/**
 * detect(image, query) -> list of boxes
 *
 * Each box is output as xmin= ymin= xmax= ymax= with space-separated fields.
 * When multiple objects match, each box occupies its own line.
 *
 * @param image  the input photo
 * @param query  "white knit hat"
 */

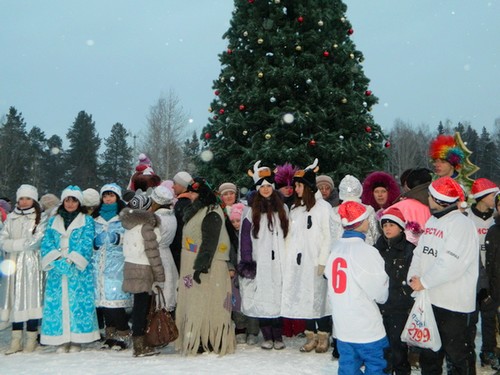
xmin=82 ymin=188 xmax=100 ymax=207
xmin=100 ymin=183 xmax=122 ymax=200
xmin=16 ymin=184 xmax=38 ymax=202
xmin=173 ymin=171 xmax=193 ymax=188
xmin=338 ymin=175 xmax=363 ymax=202
xmin=61 ymin=185 xmax=84 ymax=204
xmin=151 ymin=185 xmax=174 ymax=206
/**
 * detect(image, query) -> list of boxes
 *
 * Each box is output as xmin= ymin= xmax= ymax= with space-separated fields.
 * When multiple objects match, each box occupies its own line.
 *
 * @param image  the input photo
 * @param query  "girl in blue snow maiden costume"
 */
xmin=40 ymin=185 xmax=100 ymax=353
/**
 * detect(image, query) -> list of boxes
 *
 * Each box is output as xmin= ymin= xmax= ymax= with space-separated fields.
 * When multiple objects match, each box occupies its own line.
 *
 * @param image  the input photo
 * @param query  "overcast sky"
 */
xmin=1 ymin=1 xmax=499 ymax=147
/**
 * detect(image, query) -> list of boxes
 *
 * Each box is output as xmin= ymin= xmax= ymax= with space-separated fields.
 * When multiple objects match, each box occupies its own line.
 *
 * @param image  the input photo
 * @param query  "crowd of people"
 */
xmin=0 ymin=137 xmax=499 ymax=374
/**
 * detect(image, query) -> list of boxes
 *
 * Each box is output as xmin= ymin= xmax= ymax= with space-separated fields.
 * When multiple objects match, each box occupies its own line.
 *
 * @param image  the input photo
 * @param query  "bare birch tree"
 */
xmin=141 ymin=90 xmax=187 ymax=179
xmin=386 ymin=119 xmax=432 ymax=178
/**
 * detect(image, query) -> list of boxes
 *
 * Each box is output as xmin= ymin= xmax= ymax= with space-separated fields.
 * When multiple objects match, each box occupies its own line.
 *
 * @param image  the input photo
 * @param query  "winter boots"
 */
xmin=300 ymin=330 xmax=318 ymax=352
xmin=5 ymin=330 xmax=23 ymax=355
xmin=132 ymin=336 xmax=159 ymax=357
xmin=113 ymin=329 xmax=131 ymax=350
xmin=315 ymin=331 xmax=330 ymax=353
xmin=100 ymin=327 xmax=117 ymax=349
xmin=24 ymin=331 xmax=39 ymax=353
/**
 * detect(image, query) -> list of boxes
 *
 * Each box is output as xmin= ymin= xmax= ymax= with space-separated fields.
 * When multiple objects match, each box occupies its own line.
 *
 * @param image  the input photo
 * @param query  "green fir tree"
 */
xmin=198 ymin=0 xmax=387 ymax=187
xmin=100 ymin=122 xmax=133 ymax=188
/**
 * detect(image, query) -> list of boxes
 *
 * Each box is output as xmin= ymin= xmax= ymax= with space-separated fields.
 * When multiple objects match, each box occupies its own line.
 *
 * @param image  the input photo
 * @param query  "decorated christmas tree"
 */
xmin=197 ymin=0 xmax=388 ymax=187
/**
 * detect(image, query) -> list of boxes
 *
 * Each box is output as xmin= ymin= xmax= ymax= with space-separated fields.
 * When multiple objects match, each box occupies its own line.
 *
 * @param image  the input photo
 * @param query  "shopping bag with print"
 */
xmin=401 ymin=290 xmax=442 ymax=352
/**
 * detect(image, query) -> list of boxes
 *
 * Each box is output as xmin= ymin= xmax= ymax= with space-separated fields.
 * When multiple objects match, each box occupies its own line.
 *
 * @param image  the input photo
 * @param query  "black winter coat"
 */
xmin=375 ymin=233 xmax=415 ymax=315
xmin=485 ymin=216 xmax=500 ymax=304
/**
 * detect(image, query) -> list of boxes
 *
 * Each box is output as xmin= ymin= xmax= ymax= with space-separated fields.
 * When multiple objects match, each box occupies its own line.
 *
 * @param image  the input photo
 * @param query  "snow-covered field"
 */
xmin=0 ymin=327 xmax=497 ymax=375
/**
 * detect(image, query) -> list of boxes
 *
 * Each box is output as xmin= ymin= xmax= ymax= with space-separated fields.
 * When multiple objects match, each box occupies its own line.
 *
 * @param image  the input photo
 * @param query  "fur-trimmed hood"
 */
xmin=361 ymin=171 xmax=401 ymax=210
xmin=119 ymin=208 xmax=160 ymax=230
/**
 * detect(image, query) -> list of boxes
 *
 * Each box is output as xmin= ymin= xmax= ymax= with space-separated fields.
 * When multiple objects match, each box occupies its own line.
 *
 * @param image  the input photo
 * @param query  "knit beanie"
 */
xmin=16 ymin=184 xmax=38 ymax=202
xmin=218 ymin=182 xmax=237 ymax=196
xmin=229 ymin=203 xmax=245 ymax=222
xmin=173 ymin=171 xmax=193 ymax=188
xmin=61 ymin=185 xmax=84 ymax=204
xmin=82 ymin=188 xmax=100 ymax=207
xmin=316 ymin=175 xmax=334 ymax=190
xmin=100 ymin=183 xmax=122 ymax=200
xmin=151 ymin=185 xmax=174 ymax=206
xmin=128 ymin=194 xmax=152 ymax=210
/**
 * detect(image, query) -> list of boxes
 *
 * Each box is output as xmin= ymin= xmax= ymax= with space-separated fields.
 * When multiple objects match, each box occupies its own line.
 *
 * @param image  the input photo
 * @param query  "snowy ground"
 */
xmin=0 ymin=327 xmax=497 ymax=375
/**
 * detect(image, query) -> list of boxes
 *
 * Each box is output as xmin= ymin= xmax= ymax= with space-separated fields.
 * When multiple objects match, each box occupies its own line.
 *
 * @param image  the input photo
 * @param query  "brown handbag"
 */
xmin=144 ymin=286 xmax=179 ymax=347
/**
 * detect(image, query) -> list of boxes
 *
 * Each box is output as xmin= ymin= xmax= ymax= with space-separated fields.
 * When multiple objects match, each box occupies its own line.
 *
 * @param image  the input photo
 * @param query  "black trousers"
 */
xmin=383 ymin=312 xmax=411 ymax=375
xmin=131 ymin=292 xmax=151 ymax=337
xmin=12 ymin=319 xmax=38 ymax=332
xmin=419 ymin=305 xmax=476 ymax=375
xmin=305 ymin=316 xmax=332 ymax=333
xmin=103 ymin=307 xmax=130 ymax=331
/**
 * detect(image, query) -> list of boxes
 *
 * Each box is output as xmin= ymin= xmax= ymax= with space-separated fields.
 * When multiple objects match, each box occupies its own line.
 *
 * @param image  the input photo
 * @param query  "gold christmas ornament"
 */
xmin=341 ymin=98 xmax=348 ymax=104
xmin=295 ymin=45 xmax=302 ymax=52
xmin=243 ymin=31 xmax=248 ymax=37
xmin=220 ymin=77 xmax=225 ymax=82
xmin=318 ymin=20 xmax=324 ymax=27
xmin=274 ymin=0 xmax=280 ymax=3
xmin=258 ymin=72 xmax=264 ymax=78
xmin=257 ymin=38 xmax=264 ymax=44
xmin=340 ymin=17 xmax=346 ymax=23
xmin=333 ymin=44 xmax=338 ymax=49
xmin=243 ymin=130 xmax=248 ymax=135
xmin=208 ymin=107 xmax=213 ymax=113
xmin=265 ymin=133 xmax=272 ymax=140
xmin=350 ymin=53 xmax=355 ymax=59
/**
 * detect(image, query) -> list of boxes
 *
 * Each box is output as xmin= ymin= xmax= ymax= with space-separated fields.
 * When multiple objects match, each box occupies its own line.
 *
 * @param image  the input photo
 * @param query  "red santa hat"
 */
xmin=470 ymin=178 xmax=499 ymax=200
xmin=380 ymin=207 xmax=406 ymax=230
xmin=338 ymin=201 xmax=369 ymax=228
xmin=428 ymin=177 xmax=465 ymax=206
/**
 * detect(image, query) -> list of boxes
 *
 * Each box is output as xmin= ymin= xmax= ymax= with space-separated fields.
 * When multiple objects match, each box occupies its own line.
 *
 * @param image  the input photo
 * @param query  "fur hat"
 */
xmin=428 ymin=177 xmax=465 ymax=206
xmin=406 ymin=168 xmax=432 ymax=189
xmin=380 ymin=207 xmax=406 ymax=230
xmin=361 ymin=171 xmax=401 ymax=210
xmin=61 ymin=185 xmax=83 ymax=204
xmin=128 ymin=194 xmax=152 ymax=210
xmin=275 ymin=163 xmax=299 ymax=188
xmin=229 ymin=202 xmax=245 ymax=222
xmin=151 ymin=185 xmax=174 ymax=206
xmin=429 ymin=135 xmax=464 ymax=170
xmin=100 ymin=183 xmax=122 ymax=200
xmin=248 ymin=161 xmax=274 ymax=190
xmin=16 ymin=184 xmax=38 ymax=202
xmin=470 ymin=178 xmax=499 ymax=200
xmin=218 ymin=182 xmax=237 ymax=196
xmin=338 ymin=201 xmax=369 ymax=228
xmin=173 ymin=171 xmax=193 ymax=188
xmin=293 ymin=159 xmax=320 ymax=193
xmin=338 ymin=175 xmax=363 ymax=202
xmin=40 ymin=194 xmax=60 ymax=212
xmin=316 ymin=175 xmax=334 ymax=190
xmin=82 ymin=188 xmax=100 ymax=207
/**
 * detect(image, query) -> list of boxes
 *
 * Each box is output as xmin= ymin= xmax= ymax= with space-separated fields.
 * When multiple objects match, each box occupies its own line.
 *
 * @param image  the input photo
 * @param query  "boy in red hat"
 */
xmin=325 ymin=201 xmax=389 ymax=374
xmin=375 ymin=207 xmax=416 ymax=374
xmin=408 ymin=176 xmax=479 ymax=374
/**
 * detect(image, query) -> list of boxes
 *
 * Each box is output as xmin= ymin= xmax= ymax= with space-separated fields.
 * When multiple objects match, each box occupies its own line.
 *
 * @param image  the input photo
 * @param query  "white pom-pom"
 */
xmin=341 ymin=218 xmax=349 ymax=226
xmin=138 ymin=153 xmax=147 ymax=161
xmin=460 ymin=201 xmax=468 ymax=209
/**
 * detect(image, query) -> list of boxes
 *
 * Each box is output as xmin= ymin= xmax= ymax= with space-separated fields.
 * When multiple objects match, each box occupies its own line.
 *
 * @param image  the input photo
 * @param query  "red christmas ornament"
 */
xmin=227 ymin=48 xmax=233 ymax=54
xmin=204 ymin=132 xmax=211 ymax=140
xmin=323 ymin=51 xmax=330 ymax=57
xmin=214 ymin=90 xmax=220 ymax=96
xmin=309 ymin=139 xmax=317 ymax=147
xmin=365 ymin=126 xmax=372 ymax=133
xmin=219 ymin=108 xmax=225 ymax=115
xmin=384 ymin=141 xmax=391 ymax=148
xmin=347 ymin=28 xmax=354 ymax=35
xmin=365 ymin=90 xmax=372 ymax=96
xmin=248 ymin=0 xmax=254 ymax=3
xmin=297 ymin=16 xmax=304 ymax=23
xmin=239 ymin=104 xmax=246 ymax=111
